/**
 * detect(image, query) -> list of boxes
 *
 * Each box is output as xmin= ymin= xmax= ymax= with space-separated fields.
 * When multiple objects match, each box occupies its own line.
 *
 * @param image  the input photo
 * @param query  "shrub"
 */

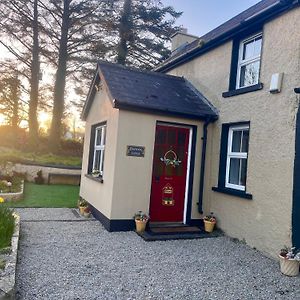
xmin=0 ymin=206 xmax=15 ymax=249
xmin=34 ymin=170 xmax=44 ymax=185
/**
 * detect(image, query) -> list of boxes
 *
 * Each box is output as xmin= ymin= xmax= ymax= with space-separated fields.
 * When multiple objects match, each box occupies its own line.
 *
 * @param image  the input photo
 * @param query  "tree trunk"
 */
xmin=11 ymin=77 xmax=19 ymax=132
xmin=116 ymin=0 xmax=132 ymax=65
xmin=28 ymin=0 xmax=40 ymax=147
xmin=49 ymin=0 xmax=70 ymax=151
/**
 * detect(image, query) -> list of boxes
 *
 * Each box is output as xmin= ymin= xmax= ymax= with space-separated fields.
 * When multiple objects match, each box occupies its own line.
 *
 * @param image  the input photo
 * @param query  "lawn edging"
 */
xmin=0 ymin=181 xmax=24 ymax=202
xmin=0 ymin=214 xmax=20 ymax=300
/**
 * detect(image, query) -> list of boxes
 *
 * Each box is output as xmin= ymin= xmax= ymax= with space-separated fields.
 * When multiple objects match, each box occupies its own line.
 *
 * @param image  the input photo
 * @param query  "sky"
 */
xmin=162 ymin=0 xmax=261 ymax=37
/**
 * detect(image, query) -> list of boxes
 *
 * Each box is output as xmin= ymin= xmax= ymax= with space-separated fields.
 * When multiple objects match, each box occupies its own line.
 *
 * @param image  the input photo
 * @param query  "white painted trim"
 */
xmin=183 ymin=127 xmax=193 ymax=224
xmin=236 ymin=33 xmax=262 ymax=89
xmin=93 ymin=125 xmax=106 ymax=175
xmin=225 ymin=125 xmax=249 ymax=191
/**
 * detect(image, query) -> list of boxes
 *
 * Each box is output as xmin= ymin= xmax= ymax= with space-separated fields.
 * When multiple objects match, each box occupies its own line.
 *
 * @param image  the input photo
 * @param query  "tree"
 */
xmin=114 ymin=0 xmax=182 ymax=68
xmin=0 ymin=0 xmax=41 ymax=145
xmin=0 ymin=71 xmax=25 ymax=131
xmin=41 ymin=0 xmax=110 ymax=150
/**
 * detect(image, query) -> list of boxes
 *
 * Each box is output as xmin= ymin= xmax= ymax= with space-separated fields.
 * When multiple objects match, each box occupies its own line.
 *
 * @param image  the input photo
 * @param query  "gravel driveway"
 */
xmin=15 ymin=208 xmax=299 ymax=300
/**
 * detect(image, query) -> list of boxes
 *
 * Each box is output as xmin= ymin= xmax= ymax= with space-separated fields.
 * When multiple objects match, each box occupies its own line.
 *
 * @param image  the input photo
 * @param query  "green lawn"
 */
xmin=5 ymin=183 xmax=79 ymax=208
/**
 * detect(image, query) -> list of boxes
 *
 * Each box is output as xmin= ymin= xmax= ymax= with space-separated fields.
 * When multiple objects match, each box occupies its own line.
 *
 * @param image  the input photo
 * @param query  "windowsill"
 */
xmin=222 ymin=83 xmax=263 ymax=98
xmin=85 ymin=174 xmax=104 ymax=183
xmin=212 ymin=186 xmax=252 ymax=200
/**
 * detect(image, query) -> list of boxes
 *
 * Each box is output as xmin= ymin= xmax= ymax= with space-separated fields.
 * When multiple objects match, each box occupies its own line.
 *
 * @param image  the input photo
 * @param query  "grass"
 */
xmin=0 ymin=206 xmax=15 ymax=249
xmin=0 ymin=146 xmax=82 ymax=167
xmin=5 ymin=183 xmax=79 ymax=208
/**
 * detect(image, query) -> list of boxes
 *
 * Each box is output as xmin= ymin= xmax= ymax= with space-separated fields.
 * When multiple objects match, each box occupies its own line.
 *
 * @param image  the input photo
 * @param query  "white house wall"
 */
xmin=80 ymin=89 xmax=119 ymax=219
xmin=167 ymin=7 xmax=300 ymax=256
xmin=111 ymin=110 xmax=204 ymax=220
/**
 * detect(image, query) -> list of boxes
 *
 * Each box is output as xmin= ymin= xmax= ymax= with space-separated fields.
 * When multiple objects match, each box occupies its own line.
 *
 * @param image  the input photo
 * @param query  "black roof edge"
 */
xmin=156 ymin=0 xmax=298 ymax=73
xmin=114 ymin=101 xmax=218 ymax=122
xmin=81 ymin=67 xmax=100 ymax=121
xmin=295 ymin=88 xmax=300 ymax=94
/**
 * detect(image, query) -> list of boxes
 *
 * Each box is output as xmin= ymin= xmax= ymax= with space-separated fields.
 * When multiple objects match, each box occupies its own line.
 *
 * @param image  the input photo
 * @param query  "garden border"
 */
xmin=0 ymin=181 xmax=24 ymax=202
xmin=0 ymin=214 xmax=20 ymax=300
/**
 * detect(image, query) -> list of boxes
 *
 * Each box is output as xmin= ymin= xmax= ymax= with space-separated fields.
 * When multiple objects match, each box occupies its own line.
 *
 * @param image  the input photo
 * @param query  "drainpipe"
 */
xmin=198 ymin=118 xmax=211 ymax=214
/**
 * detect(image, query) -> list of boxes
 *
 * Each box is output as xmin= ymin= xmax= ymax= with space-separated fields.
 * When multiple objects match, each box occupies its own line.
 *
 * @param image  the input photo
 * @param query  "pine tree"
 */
xmin=114 ymin=0 xmax=182 ymax=68
xmin=0 ymin=0 xmax=41 ymax=145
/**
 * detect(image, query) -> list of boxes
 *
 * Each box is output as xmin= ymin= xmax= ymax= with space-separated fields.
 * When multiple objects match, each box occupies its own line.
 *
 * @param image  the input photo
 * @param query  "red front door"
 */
xmin=149 ymin=124 xmax=190 ymax=222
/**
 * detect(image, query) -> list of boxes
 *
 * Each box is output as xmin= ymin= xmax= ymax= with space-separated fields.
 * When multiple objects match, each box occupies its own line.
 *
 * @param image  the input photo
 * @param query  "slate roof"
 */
xmin=82 ymin=61 xmax=218 ymax=121
xmin=156 ymin=0 xmax=297 ymax=71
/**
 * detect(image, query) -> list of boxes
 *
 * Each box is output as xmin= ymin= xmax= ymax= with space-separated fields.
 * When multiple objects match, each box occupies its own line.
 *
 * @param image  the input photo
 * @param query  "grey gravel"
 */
xmin=15 ymin=208 xmax=299 ymax=300
xmin=14 ymin=208 xmax=92 ymax=221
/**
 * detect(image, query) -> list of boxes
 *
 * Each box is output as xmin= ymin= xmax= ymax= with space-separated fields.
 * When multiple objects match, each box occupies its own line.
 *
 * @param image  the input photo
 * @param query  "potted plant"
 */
xmin=92 ymin=169 xmax=100 ymax=178
xmin=203 ymin=212 xmax=216 ymax=233
xmin=78 ymin=198 xmax=88 ymax=216
xmin=134 ymin=211 xmax=149 ymax=233
xmin=279 ymin=246 xmax=300 ymax=276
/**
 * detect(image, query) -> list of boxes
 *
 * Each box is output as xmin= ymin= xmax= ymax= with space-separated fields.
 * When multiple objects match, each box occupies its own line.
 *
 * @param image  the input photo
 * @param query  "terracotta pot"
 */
xmin=204 ymin=220 xmax=216 ymax=233
xmin=279 ymin=255 xmax=300 ymax=276
xmin=79 ymin=206 xmax=86 ymax=215
xmin=135 ymin=219 xmax=147 ymax=233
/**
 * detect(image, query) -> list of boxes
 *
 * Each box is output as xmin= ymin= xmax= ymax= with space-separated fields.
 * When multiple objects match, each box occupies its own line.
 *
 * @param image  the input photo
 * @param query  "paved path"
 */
xmin=15 ymin=209 xmax=299 ymax=300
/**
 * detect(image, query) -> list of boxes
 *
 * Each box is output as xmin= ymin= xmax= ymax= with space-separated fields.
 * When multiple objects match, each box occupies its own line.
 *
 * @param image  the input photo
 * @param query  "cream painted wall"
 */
xmin=167 ymin=7 xmax=300 ymax=256
xmin=80 ymin=89 xmax=119 ymax=219
xmin=110 ymin=110 xmax=204 ymax=221
xmin=80 ymin=88 xmax=205 ymax=222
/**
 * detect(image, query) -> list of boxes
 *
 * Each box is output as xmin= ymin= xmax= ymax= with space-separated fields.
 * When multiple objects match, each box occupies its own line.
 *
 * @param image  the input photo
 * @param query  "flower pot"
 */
xmin=135 ymin=220 xmax=147 ymax=233
xmin=204 ymin=220 xmax=216 ymax=233
xmin=79 ymin=206 xmax=86 ymax=215
xmin=279 ymin=255 xmax=300 ymax=276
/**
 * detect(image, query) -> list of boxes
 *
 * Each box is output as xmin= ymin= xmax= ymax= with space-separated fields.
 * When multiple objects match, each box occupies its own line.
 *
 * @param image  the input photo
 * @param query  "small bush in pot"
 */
xmin=134 ymin=211 xmax=149 ymax=233
xmin=279 ymin=246 xmax=300 ymax=277
xmin=203 ymin=212 xmax=217 ymax=233
xmin=78 ymin=197 xmax=88 ymax=215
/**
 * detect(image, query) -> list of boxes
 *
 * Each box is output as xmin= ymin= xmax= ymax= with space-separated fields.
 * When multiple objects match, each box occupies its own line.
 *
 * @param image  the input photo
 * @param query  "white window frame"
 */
xmin=236 ymin=33 xmax=262 ymax=89
xmin=225 ymin=125 xmax=249 ymax=191
xmin=92 ymin=125 xmax=106 ymax=176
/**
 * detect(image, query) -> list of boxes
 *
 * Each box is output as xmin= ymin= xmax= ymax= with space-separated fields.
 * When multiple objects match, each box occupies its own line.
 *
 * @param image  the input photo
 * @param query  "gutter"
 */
xmin=198 ymin=118 xmax=212 ymax=214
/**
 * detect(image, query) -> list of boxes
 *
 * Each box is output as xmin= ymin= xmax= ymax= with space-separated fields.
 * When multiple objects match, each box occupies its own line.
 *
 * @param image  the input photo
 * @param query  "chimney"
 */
xmin=171 ymin=28 xmax=199 ymax=53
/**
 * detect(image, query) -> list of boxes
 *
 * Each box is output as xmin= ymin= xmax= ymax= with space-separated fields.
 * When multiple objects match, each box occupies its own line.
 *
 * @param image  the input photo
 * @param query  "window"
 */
xmin=225 ymin=125 xmax=249 ymax=191
xmin=237 ymin=33 xmax=262 ymax=89
xmin=92 ymin=124 xmax=106 ymax=176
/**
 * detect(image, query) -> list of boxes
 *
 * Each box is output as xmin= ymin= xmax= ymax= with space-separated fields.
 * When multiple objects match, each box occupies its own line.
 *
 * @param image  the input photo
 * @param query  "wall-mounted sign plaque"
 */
xmin=126 ymin=145 xmax=145 ymax=157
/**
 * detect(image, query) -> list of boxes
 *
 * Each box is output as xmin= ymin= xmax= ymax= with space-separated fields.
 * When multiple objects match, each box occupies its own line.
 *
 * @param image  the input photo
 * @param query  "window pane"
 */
xmin=232 ymin=131 xmax=242 ymax=152
xmin=243 ymin=40 xmax=255 ymax=60
xmin=241 ymin=130 xmax=249 ymax=152
xmin=253 ymin=37 xmax=262 ymax=57
xmin=96 ymin=128 xmax=102 ymax=146
xmin=229 ymin=158 xmax=240 ymax=185
xmin=240 ymin=61 xmax=260 ymax=87
xmin=240 ymin=158 xmax=247 ymax=186
xmin=93 ymin=150 xmax=101 ymax=170
xmin=102 ymin=127 xmax=106 ymax=145
xmin=100 ymin=150 xmax=105 ymax=175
